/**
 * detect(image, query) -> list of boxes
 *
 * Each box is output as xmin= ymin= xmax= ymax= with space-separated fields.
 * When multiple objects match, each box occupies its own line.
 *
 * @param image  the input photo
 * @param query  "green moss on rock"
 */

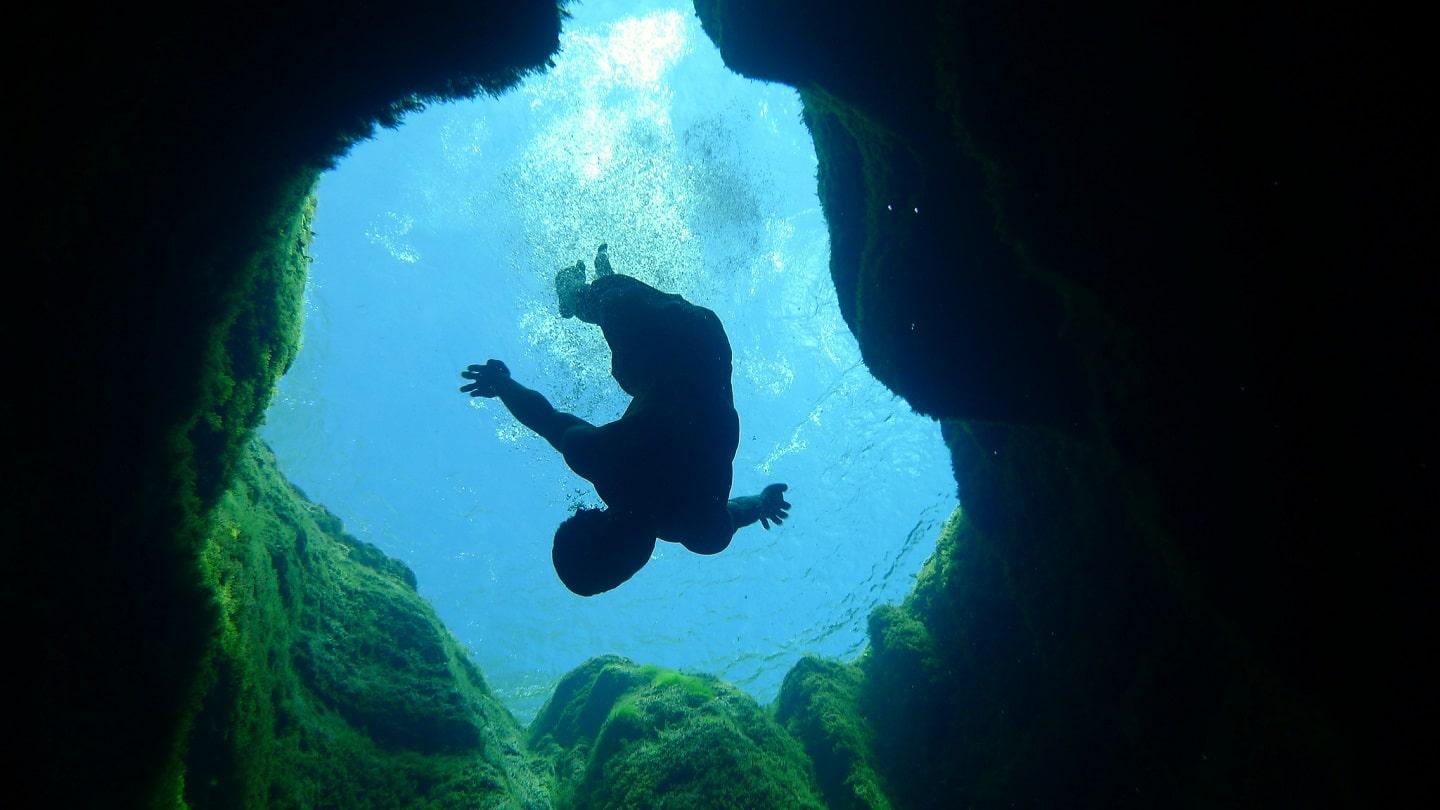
xmin=530 ymin=656 xmax=824 ymax=809
xmin=692 ymin=0 xmax=1385 ymax=804
xmin=183 ymin=177 xmax=317 ymax=508
xmin=774 ymin=656 xmax=890 ymax=810
xmin=694 ymin=0 xmax=1085 ymax=427
xmin=182 ymin=440 xmax=551 ymax=808
xmin=856 ymin=425 xmax=1349 ymax=807
xmin=15 ymin=2 xmax=566 ymax=803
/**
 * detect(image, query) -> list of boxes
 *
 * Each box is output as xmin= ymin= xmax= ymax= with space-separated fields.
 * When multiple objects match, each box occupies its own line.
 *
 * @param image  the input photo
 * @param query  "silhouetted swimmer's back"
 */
xmin=565 ymin=274 xmax=739 ymax=543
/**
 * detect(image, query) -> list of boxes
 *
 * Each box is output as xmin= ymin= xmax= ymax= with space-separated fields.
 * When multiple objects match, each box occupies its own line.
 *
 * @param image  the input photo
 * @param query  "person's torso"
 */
xmin=590 ymin=394 xmax=739 ymax=538
xmin=583 ymin=275 xmax=740 ymax=538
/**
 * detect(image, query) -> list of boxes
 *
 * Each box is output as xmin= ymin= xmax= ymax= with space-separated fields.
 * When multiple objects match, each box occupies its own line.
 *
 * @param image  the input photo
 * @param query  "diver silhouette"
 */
xmin=460 ymin=243 xmax=792 ymax=596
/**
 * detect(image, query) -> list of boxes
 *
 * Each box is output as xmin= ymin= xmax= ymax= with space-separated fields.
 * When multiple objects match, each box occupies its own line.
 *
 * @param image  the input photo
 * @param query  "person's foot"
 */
xmin=594 ymin=243 xmax=614 ymax=278
xmin=556 ymin=260 xmax=587 ymax=318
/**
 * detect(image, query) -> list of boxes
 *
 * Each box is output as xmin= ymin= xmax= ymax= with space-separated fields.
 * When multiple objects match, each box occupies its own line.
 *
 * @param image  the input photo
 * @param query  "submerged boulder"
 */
xmin=184 ymin=440 xmax=550 ymax=808
xmin=530 ymin=656 xmax=825 ymax=809
xmin=774 ymin=656 xmax=890 ymax=810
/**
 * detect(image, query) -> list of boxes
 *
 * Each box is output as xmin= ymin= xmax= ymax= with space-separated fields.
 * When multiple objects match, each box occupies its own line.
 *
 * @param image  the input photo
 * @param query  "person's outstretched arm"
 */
xmin=460 ymin=360 xmax=591 ymax=451
xmin=727 ymin=483 xmax=791 ymax=531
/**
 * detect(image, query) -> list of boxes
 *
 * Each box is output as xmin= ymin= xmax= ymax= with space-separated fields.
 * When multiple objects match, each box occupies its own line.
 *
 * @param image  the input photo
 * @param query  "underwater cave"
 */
xmin=262 ymin=1 xmax=955 ymax=722
xmin=12 ymin=0 xmax=1424 ymax=806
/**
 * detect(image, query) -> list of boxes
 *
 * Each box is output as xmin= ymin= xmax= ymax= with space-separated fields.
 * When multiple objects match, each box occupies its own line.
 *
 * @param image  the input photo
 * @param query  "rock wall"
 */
xmin=774 ymin=657 xmax=889 ymax=810
xmin=10 ymin=2 xmax=562 ymax=804
xmin=186 ymin=441 xmax=549 ymax=807
xmin=9 ymin=0 xmax=1425 ymax=805
xmin=694 ymin=0 xmax=1426 ymax=804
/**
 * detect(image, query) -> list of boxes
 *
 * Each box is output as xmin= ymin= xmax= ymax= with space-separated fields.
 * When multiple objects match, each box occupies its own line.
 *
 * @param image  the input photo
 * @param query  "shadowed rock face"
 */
xmin=9 ymin=0 xmax=1425 ymax=805
xmin=10 ymin=2 xmax=563 ymax=804
xmin=694 ymin=0 xmax=1426 ymax=804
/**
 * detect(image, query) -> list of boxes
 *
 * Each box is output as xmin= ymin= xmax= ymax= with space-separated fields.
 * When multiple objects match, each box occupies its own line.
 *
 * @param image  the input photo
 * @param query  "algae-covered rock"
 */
xmin=530 ymin=656 xmax=825 ymax=809
xmin=13 ymin=2 xmax=565 ymax=803
xmin=774 ymin=656 xmax=891 ymax=810
xmin=692 ymin=0 xmax=1407 ymax=803
xmin=858 ymin=426 xmax=1347 ymax=808
xmin=13 ymin=0 xmax=1421 ymax=803
xmin=185 ymin=440 xmax=551 ymax=808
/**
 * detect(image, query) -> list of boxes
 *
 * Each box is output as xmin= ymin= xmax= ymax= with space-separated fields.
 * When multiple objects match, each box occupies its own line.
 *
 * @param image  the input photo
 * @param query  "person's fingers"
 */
xmin=467 ymin=364 xmax=485 ymax=373
xmin=760 ymin=517 xmax=770 ymax=530
xmin=460 ymin=383 xmax=477 ymax=393
xmin=772 ymin=516 xmax=784 ymax=525
xmin=780 ymin=499 xmax=792 ymax=509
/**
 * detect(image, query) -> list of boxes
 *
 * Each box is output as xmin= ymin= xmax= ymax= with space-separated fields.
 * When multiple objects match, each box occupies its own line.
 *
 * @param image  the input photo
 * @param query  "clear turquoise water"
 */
xmin=262 ymin=0 xmax=955 ymax=722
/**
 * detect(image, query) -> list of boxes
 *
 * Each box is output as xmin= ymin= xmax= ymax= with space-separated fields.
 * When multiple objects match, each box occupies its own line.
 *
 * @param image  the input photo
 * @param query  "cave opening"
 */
xmin=261 ymin=0 xmax=955 ymax=722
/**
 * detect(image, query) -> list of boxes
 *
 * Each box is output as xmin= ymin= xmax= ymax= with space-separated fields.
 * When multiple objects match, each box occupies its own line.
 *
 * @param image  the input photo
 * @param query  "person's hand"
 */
xmin=459 ymin=359 xmax=510 ymax=398
xmin=758 ymin=483 xmax=791 ymax=529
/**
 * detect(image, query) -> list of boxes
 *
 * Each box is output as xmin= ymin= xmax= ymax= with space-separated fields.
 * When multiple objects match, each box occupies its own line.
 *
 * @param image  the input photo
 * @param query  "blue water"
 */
xmin=262 ymin=0 xmax=955 ymax=722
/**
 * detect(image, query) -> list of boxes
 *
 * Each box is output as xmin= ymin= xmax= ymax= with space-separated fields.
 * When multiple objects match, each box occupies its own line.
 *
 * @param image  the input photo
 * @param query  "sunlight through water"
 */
xmin=262 ymin=0 xmax=956 ymax=722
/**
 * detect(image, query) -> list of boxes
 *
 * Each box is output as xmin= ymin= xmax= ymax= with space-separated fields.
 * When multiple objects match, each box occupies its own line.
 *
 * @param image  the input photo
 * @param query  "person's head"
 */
xmin=552 ymin=508 xmax=656 ymax=596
